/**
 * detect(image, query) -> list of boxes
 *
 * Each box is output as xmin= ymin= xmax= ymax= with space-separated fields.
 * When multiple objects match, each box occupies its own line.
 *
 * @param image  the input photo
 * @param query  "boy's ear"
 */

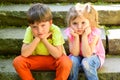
xmin=49 ymin=20 xmax=52 ymax=25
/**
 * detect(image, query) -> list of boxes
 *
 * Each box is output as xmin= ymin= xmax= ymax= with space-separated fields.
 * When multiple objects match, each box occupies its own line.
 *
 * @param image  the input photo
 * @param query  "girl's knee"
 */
xmin=70 ymin=56 xmax=80 ymax=66
xmin=81 ymin=58 xmax=90 ymax=70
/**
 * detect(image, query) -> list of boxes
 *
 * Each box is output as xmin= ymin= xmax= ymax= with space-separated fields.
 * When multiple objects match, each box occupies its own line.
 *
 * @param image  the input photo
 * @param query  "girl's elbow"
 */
xmin=83 ymin=52 xmax=92 ymax=57
xmin=72 ymin=53 xmax=79 ymax=56
xmin=70 ymin=50 xmax=79 ymax=56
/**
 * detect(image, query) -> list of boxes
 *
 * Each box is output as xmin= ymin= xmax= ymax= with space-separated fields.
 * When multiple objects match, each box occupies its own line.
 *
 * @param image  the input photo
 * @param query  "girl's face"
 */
xmin=30 ymin=20 xmax=52 ymax=38
xmin=70 ymin=16 xmax=90 ymax=35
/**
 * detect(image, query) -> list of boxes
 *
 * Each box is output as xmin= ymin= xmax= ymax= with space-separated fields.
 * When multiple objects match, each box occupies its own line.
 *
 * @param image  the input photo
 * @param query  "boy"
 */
xmin=13 ymin=3 xmax=72 ymax=80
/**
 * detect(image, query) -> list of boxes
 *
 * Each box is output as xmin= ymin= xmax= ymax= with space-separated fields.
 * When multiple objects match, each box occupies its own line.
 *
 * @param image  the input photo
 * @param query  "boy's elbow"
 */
xmin=54 ymin=53 xmax=63 ymax=59
xmin=21 ymin=53 xmax=30 ymax=57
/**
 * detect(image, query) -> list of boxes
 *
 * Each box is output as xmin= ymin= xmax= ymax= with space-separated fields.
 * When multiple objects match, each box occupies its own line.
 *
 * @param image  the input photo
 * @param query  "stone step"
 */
xmin=0 ymin=27 xmax=106 ymax=55
xmin=0 ymin=0 xmax=120 ymax=4
xmin=0 ymin=27 xmax=120 ymax=55
xmin=107 ymin=29 xmax=120 ymax=55
xmin=0 ymin=4 xmax=120 ymax=27
xmin=0 ymin=55 xmax=120 ymax=80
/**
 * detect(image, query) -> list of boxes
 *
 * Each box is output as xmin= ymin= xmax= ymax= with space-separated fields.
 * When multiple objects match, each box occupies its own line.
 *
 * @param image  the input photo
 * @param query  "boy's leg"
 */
xmin=55 ymin=55 xmax=72 ymax=80
xmin=13 ymin=55 xmax=56 ymax=80
xmin=68 ymin=55 xmax=82 ymax=80
xmin=81 ymin=55 xmax=100 ymax=80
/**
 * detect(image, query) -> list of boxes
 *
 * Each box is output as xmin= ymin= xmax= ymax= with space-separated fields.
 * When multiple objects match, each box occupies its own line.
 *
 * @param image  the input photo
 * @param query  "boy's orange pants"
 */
xmin=13 ymin=55 xmax=72 ymax=80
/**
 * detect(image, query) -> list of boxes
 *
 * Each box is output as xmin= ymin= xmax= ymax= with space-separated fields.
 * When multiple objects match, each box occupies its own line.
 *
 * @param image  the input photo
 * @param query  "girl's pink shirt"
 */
xmin=64 ymin=27 xmax=105 ymax=67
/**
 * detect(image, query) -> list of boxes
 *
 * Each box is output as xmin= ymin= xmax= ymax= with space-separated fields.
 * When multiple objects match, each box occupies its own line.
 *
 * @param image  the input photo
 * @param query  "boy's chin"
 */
xmin=38 ymin=35 xmax=44 ymax=38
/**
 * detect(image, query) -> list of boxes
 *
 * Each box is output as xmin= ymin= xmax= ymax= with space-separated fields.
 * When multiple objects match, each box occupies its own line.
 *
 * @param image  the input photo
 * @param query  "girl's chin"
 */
xmin=76 ymin=32 xmax=83 ymax=35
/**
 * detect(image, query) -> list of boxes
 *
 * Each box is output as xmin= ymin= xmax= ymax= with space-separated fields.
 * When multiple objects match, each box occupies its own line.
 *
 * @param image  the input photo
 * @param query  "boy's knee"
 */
xmin=13 ymin=56 xmax=25 ymax=67
xmin=59 ymin=55 xmax=72 ymax=68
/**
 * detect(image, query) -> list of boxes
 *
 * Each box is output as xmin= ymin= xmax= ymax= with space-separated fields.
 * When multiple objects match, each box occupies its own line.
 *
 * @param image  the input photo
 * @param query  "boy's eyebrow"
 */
xmin=31 ymin=25 xmax=37 ymax=28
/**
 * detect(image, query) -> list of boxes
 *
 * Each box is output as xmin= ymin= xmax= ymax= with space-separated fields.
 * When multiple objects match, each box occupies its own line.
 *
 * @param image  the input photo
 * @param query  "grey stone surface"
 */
xmin=0 ymin=4 xmax=120 ymax=27
xmin=0 ymin=28 xmax=25 ymax=55
xmin=0 ymin=28 xmax=106 ymax=55
xmin=0 ymin=0 xmax=120 ymax=4
xmin=107 ymin=29 xmax=120 ymax=55
xmin=0 ymin=56 xmax=120 ymax=80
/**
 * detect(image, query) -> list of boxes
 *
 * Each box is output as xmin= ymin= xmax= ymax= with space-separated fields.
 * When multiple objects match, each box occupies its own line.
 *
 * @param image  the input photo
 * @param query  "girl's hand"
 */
xmin=70 ymin=28 xmax=79 ymax=38
xmin=83 ymin=27 xmax=91 ymax=36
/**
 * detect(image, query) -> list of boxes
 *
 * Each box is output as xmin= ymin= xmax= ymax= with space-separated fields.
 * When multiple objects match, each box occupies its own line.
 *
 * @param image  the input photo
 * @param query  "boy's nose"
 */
xmin=38 ymin=27 xmax=43 ymax=34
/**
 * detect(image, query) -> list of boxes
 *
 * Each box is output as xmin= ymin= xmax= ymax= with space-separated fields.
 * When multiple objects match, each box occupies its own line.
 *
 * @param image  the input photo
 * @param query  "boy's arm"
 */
xmin=42 ymin=38 xmax=63 ymax=59
xmin=21 ymin=37 xmax=40 ymax=57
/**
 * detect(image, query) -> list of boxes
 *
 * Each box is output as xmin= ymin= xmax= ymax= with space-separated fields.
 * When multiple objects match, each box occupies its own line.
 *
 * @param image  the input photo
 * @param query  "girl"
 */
xmin=65 ymin=3 xmax=105 ymax=80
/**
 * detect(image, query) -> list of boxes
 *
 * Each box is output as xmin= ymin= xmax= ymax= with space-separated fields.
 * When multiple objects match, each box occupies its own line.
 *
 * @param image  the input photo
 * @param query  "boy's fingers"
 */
xmin=46 ymin=32 xmax=52 ymax=38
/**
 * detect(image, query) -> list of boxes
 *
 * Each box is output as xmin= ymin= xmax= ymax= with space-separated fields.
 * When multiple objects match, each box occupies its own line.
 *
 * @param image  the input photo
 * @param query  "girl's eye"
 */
xmin=82 ymin=21 xmax=85 ymax=24
xmin=73 ymin=22 xmax=77 ymax=25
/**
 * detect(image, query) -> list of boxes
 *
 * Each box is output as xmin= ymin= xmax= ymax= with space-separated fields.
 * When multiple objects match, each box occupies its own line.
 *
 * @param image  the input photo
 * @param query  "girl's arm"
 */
xmin=82 ymin=34 xmax=99 ymax=57
xmin=68 ymin=35 xmax=80 ymax=56
xmin=21 ymin=37 xmax=40 ymax=57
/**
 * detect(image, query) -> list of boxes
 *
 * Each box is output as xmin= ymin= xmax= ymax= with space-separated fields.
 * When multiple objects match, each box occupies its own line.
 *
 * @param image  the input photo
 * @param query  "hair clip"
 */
xmin=84 ymin=3 xmax=91 ymax=13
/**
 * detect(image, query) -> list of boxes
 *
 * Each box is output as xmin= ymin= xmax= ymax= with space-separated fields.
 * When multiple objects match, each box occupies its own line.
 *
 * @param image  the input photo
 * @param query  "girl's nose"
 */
xmin=77 ymin=24 xmax=82 ymax=29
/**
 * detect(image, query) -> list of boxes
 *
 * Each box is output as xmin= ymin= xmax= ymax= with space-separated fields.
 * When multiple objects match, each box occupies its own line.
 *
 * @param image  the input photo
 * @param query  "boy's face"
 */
xmin=70 ymin=16 xmax=90 ymax=35
xmin=30 ymin=20 xmax=52 ymax=38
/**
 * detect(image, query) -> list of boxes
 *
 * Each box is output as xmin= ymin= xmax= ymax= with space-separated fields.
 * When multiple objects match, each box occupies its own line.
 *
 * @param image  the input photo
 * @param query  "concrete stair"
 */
xmin=0 ymin=4 xmax=120 ymax=27
xmin=0 ymin=2 xmax=120 ymax=80
xmin=1 ymin=56 xmax=120 ymax=80
xmin=0 ymin=27 xmax=106 ymax=55
xmin=0 ymin=27 xmax=120 ymax=80
xmin=0 ymin=0 xmax=120 ymax=4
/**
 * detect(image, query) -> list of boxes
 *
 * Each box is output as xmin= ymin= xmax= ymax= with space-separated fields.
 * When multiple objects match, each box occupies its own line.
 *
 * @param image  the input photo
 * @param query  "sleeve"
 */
xmin=52 ymin=26 xmax=65 ymax=46
xmin=23 ymin=27 xmax=33 ymax=44
xmin=64 ymin=27 xmax=74 ymax=41
xmin=93 ymin=28 xmax=101 ymax=36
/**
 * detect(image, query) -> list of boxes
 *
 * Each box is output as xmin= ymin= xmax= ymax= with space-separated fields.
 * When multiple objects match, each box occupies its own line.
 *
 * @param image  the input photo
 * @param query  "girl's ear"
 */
xmin=84 ymin=3 xmax=91 ymax=13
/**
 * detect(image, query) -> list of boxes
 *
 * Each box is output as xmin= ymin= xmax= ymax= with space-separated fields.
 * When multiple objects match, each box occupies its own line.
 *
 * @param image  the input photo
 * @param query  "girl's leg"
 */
xmin=55 ymin=55 xmax=72 ymax=80
xmin=81 ymin=55 xmax=100 ymax=80
xmin=68 ymin=55 xmax=82 ymax=80
xmin=13 ymin=55 xmax=56 ymax=80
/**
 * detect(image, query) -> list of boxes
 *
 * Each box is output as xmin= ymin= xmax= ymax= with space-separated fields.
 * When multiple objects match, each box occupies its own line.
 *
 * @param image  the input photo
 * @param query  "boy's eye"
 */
xmin=41 ymin=24 xmax=45 ymax=28
xmin=32 ymin=26 xmax=37 ymax=28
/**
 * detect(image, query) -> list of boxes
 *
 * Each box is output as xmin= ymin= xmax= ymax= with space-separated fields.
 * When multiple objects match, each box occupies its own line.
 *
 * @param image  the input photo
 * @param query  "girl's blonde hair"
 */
xmin=66 ymin=3 xmax=98 ymax=28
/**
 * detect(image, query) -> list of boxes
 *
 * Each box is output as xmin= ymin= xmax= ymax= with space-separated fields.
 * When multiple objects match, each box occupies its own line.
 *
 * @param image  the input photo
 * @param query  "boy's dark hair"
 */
xmin=27 ymin=3 xmax=52 ymax=24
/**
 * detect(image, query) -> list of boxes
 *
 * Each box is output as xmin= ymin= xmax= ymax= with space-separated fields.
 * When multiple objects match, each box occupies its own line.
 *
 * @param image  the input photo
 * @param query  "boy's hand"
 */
xmin=41 ymin=32 xmax=52 ymax=40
